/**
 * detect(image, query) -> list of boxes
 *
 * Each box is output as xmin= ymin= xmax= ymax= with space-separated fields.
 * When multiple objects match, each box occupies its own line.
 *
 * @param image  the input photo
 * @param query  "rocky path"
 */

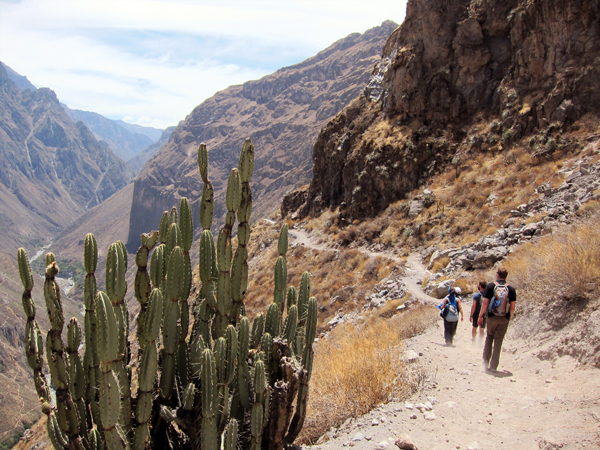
xmin=286 ymin=225 xmax=600 ymax=449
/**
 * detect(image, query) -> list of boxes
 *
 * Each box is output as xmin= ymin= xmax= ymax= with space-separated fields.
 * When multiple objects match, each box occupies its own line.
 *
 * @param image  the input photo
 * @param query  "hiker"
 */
xmin=478 ymin=266 xmax=517 ymax=373
xmin=440 ymin=286 xmax=464 ymax=346
xmin=470 ymin=281 xmax=487 ymax=344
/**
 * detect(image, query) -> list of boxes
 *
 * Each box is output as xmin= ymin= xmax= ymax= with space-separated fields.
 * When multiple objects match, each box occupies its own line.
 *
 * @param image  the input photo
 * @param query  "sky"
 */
xmin=0 ymin=0 xmax=407 ymax=130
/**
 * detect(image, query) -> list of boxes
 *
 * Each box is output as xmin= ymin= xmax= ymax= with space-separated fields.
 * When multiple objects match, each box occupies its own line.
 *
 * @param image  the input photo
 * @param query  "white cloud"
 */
xmin=0 ymin=0 xmax=406 ymax=129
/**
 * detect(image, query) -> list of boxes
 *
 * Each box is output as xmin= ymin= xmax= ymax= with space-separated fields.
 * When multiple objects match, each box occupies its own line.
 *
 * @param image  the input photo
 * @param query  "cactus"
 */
xmin=17 ymin=138 xmax=318 ymax=450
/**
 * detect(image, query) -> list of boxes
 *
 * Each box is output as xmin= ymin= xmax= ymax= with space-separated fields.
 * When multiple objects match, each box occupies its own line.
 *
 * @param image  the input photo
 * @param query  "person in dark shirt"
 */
xmin=477 ymin=266 xmax=517 ymax=373
xmin=470 ymin=281 xmax=487 ymax=345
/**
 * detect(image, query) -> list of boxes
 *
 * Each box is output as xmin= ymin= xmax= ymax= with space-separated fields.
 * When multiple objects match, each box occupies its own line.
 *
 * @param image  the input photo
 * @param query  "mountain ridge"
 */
xmin=126 ymin=20 xmax=398 ymax=250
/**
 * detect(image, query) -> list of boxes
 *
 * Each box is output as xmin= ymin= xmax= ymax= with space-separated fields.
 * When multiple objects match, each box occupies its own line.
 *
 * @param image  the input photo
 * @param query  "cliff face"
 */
xmin=288 ymin=0 xmax=600 ymax=219
xmin=126 ymin=21 xmax=397 ymax=249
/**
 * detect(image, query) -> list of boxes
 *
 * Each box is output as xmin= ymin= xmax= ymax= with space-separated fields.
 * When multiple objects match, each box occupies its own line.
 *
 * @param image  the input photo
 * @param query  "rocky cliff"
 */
xmin=285 ymin=0 xmax=600 ymax=220
xmin=126 ymin=21 xmax=397 ymax=249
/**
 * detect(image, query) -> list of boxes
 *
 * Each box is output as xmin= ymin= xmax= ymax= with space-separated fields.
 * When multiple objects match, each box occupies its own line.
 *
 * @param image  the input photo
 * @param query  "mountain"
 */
xmin=1 ymin=62 xmax=36 ymax=91
xmin=0 ymin=63 xmax=134 ymax=243
xmin=127 ymin=126 xmax=176 ymax=173
xmin=284 ymin=0 xmax=600 ymax=220
xmin=62 ymin=106 xmax=163 ymax=163
xmin=126 ymin=20 xmax=398 ymax=250
xmin=114 ymin=119 xmax=163 ymax=142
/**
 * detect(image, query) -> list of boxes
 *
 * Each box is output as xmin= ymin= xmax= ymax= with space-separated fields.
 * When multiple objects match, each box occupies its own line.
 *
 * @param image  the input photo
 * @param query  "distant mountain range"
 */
xmin=62 ymin=106 xmax=163 ymax=162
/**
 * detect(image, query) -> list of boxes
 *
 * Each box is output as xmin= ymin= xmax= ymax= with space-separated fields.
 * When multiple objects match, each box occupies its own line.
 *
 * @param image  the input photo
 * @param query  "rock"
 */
xmin=371 ymin=419 xmax=379 ymax=426
xmin=375 ymin=441 xmax=390 ymax=449
xmin=415 ymin=403 xmax=427 ymax=412
xmin=352 ymin=432 xmax=365 ymax=442
xmin=502 ymin=218 xmax=516 ymax=228
xmin=402 ymin=350 xmax=420 ymax=363
xmin=408 ymin=200 xmax=425 ymax=218
xmin=423 ymin=412 xmax=436 ymax=420
xmin=395 ymin=434 xmax=419 ymax=450
xmin=409 ymin=414 xmax=417 ymax=420
xmin=424 ymin=401 xmax=433 ymax=411
xmin=435 ymin=280 xmax=455 ymax=298
xmin=426 ymin=396 xmax=438 ymax=405
xmin=522 ymin=222 xmax=542 ymax=236
xmin=471 ymin=247 xmax=508 ymax=270
xmin=404 ymin=402 xmax=414 ymax=410
xmin=466 ymin=443 xmax=482 ymax=450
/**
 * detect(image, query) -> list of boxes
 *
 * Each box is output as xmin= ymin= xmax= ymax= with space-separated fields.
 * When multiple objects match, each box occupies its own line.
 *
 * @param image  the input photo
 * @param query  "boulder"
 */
xmin=471 ymin=247 xmax=508 ymax=269
xmin=435 ymin=280 xmax=454 ymax=298
xmin=522 ymin=222 xmax=542 ymax=236
xmin=408 ymin=200 xmax=425 ymax=218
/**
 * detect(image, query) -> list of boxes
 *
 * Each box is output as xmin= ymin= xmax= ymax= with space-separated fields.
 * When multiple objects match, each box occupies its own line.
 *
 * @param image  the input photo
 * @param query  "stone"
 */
xmin=426 ymin=396 xmax=438 ymax=404
xmin=471 ymin=247 xmax=508 ymax=269
xmin=522 ymin=222 xmax=541 ymax=236
xmin=375 ymin=441 xmax=390 ymax=449
xmin=402 ymin=350 xmax=420 ymax=363
xmin=409 ymin=414 xmax=417 ymax=420
xmin=408 ymin=200 xmax=424 ymax=218
xmin=423 ymin=412 xmax=436 ymax=420
xmin=372 ymin=419 xmax=380 ymax=426
xmin=502 ymin=218 xmax=516 ymax=228
xmin=404 ymin=402 xmax=414 ymax=410
xmin=352 ymin=432 xmax=365 ymax=442
xmin=395 ymin=434 xmax=419 ymax=450
xmin=436 ymin=280 xmax=455 ymax=298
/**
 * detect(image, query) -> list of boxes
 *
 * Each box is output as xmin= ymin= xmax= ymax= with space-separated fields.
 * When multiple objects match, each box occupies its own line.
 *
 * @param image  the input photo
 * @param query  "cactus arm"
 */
xmin=285 ymin=297 xmax=318 ymax=444
xmin=105 ymin=242 xmax=132 ymax=435
xmin=17 ymin=248 xmax=52 ymax=407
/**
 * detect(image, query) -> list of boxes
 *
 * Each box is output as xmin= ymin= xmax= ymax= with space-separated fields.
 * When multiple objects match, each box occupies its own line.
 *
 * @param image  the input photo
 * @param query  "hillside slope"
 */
xmin=126 ymin=21 xmax=398 ymax=250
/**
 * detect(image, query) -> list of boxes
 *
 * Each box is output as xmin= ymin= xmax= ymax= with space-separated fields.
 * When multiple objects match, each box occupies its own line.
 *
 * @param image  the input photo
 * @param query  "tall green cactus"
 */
xmin=17 ymin=138 xmax=318 ymax=450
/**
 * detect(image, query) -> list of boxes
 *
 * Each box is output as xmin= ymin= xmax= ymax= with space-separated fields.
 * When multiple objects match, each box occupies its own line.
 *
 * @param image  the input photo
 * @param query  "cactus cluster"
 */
xmin=17 ymin=138 xmax=318 ymax=450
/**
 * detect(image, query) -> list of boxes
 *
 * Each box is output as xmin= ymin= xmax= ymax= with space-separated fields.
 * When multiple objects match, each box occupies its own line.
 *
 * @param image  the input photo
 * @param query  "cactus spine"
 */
xmin=17 ymin=138 xmax=318 ymax=450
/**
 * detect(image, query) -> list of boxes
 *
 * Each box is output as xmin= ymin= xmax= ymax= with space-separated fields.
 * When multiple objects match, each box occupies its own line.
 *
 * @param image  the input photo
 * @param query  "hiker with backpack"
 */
xmin=440 ymin=286 xmax=464 ymax=346
xmin=470 ymin=281 xmax=487 ymax=344
xmin=478 ymin=266 xmax=517 ymax=373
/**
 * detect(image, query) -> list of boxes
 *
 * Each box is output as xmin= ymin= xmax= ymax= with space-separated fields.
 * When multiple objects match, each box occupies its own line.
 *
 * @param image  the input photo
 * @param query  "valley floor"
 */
xmin=308 ymin=303 xmax=600 ymax=450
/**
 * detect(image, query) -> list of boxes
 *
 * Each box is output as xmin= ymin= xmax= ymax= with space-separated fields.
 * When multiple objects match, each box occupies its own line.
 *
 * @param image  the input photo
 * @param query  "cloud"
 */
xmin=0 ymin=0 xmax=406 ymax=129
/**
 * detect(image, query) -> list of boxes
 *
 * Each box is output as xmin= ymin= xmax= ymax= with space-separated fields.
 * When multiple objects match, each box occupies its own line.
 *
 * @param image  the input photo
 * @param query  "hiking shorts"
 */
xmin=473 ymin=315 xmax=486 ymax=328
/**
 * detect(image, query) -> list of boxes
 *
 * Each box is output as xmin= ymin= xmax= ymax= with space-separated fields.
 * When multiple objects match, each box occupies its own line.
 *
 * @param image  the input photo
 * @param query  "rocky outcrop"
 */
xmin=287 ymin=0 xmax=600 ymax=220
xmin=126 ymin=21 xmax=397 ymax=250
xmin=426 ymin=149 xmax=600 ymax=273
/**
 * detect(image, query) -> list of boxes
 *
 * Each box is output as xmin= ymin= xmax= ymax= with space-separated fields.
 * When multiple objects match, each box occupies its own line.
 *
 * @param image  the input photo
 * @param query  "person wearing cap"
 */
xmin=440 ymin=286 xmax=464 ymax=346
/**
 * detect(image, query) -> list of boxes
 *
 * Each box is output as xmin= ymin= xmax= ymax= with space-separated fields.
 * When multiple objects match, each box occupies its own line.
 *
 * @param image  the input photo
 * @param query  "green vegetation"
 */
xmin=16 ymin=139 xmax=318 ymax=450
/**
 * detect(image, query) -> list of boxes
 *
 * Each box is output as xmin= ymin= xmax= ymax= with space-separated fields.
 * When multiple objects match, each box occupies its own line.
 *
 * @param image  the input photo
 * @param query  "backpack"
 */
xmin=488 ymin=282 xmax=510 ymax=316
xmin=444 ymin=297 xmax=459 ymax=322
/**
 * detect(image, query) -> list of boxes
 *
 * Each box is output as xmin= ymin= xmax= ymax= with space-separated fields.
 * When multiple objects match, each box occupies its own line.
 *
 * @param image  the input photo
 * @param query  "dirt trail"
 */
xmin=288 ymin=227 xmax=438 ymax=305
xmin=288 ymin=226 xmax=600 ymax=449
xmin=308 ymin=316 xmax=600 ymax=450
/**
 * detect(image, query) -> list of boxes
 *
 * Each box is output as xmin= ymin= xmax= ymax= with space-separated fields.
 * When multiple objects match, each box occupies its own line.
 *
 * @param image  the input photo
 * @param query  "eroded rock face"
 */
xmin=126 ymin=21 xmax=397 ymax=249
xmin=289 ymin=0 xmax=600 ymax=220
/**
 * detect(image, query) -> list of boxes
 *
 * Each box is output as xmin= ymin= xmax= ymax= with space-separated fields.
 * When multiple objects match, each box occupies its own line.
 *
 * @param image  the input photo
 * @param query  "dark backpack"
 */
xmin=488 ymin=282 xmax=510 ymax=316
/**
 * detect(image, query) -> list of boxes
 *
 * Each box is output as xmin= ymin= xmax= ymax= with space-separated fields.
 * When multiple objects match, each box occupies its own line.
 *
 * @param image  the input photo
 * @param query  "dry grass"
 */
xmin=298 ymin=303 xmax=437 ymax=444
xmin=504 ymin=210 xmax=600 ymax=301
xmin=430 ymin=256 xmax=450 ymax=273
